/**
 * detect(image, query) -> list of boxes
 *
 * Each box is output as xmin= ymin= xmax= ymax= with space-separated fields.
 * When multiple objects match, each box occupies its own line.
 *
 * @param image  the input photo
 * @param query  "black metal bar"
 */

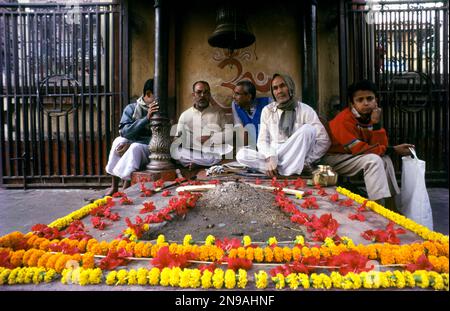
xmin=88 ymin=12 xmax=95 ymax=175
xmin=37 ymin=14 xmax=45 ymax=177
xmin=104 ymin=10 xmax=111 ymax=168
xmin=154 ymin=0 xmax=169 ymax=117
xmin=300 ymin=0 xmax=318 ymax=109
xmin=12 ymin=12 xmax=21 ymax=177
xmin=64 ymin=108 xmax=70 ymax=176
xmin=96 ymin=9 xmax=102 ymax=176
xmin=338 ymin=0 xmax=348 ymax=106
xmin=119 ymin=1 xmax=128 ymax=116
xmin=0 ymin=12 xmax=5 ymax=183
xmin=81 ymin=11 xmax=87 ymax=176
xmin=21 ymin=12 xmax=30 ymax=178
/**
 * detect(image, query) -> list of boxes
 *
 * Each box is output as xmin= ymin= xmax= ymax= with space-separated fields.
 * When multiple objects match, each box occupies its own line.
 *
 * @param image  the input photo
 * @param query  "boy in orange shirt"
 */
xmin=324 ymin=80 xmax=414 ymax=210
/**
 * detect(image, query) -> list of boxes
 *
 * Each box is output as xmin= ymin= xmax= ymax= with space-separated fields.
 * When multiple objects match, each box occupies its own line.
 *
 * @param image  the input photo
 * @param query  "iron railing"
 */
xmin=0 ymin=1 xmax=127 ymax=188
xmin=339 ymin=0 xmax=449 ymax=185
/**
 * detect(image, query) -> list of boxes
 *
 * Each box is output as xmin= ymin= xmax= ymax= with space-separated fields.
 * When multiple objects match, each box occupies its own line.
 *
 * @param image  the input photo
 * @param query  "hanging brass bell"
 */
xmin=208 ymin=4 xmax=255 ymax=53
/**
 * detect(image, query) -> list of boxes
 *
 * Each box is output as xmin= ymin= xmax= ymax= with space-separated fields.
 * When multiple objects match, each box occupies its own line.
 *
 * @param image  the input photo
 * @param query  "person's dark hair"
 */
xmin=143 ymin=79 xmax=154 ymax=95
xmin=192 ymin=80 xmax=210 ymax=92
xmin=347 ymin=79 xmax=378 ymax=103
xmin=236 ymin=80 xmax=256 ymax=100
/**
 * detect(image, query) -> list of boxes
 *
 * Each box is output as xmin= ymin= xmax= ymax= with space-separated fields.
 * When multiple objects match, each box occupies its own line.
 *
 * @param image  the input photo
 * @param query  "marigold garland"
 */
xmin=47 ymin=197 xmax=112 ymax=230
xmin=0 ymin=267 xmax=57 ymax=285
xmin=337 ymin=187 xmax=448 ymax=244
xmin=1 ymin=185 xmax=449 ymax=291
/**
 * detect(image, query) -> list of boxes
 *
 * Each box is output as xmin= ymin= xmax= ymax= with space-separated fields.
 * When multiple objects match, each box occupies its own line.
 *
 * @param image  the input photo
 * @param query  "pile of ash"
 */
xmin=146 ymin=181 xmax=305 ymax=242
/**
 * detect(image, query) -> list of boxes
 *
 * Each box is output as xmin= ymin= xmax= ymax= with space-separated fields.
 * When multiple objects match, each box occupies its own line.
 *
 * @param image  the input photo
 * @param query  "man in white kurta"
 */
xmin=171 ymin=81 xmax=233 ymax=167
xmin=236 ymin=74 xmax=330 ymax=177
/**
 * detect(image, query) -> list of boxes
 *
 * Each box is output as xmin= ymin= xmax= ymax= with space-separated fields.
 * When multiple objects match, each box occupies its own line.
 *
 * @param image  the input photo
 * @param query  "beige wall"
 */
xmin=129 ymin=2 xmax=154 ymax=99
xmin=178 ymin=2 xmax=302 ymax=116
xmin=317 ymin=0 xmax=340 ymax=119
xmin=129 ymin=2 xmax=340 ymax=119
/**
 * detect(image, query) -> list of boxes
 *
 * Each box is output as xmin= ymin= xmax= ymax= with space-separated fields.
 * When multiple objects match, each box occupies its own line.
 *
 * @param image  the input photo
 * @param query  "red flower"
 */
xmin=357 ymin=200 xmax=368 ymax=212
xmin=348 ymin=213 xmax=366 ymax=221
xmin=112 ymin=191 xmax=126 ymax=198
xmin=62 ymin=220 xmax=86 ymax=234
xmin=303 ymin=190 xmax=313 ymax=196
xmin=327 ymin=251 xmax=373 ymax=275
xmin=215 ymin=237 xmax=242 ymax=252
xmin=139 ymin=183 xmax=154 ymax=197
xmin=151 ymin=246 xmax=194 ymax=269
xmin=290 ymin=213 xmax=309 ymax=225
xmin=140 ymin=201 xmax=156 ymax=214
xmin=225 ymin=257 xmax=253 ymax=271
xmin=271 ymin=177 xmax=280 ymax=187
xmin=98 ymin=248 xmax=133 ymax=270
xmin=0 ymin=250 xmax=15 ymax=269
xmin=361 ymin=221 xmax=406 ymax=244
xmin=305 ymin=213 xmax=340 ymax=242
xmin=317 ymin=188 xmax=328 ymax=196
xmin=301 ymin=197 xmax=319 ymax=209
xmin=153 ymin=179 xmax=165 ymax=189
xmin=406 ymin=254 xmax=434 ymax=272
xmin=119 ymin=196 xmax=133 ymax=205
xmin=198 ymin=262 xmax=217 ymax=273
xmin=339 ymin=199 xmax=354 ymax=207
xmin=329 ymin=193 xmax=339 ymax=202
xmin=31 ymin=224 xmax=62 ymax=240
xmin=175 ymin=177 xmax=186 ymax=184
xmin=291 ymin=177 xmax=306 ymax=189
xmin=91 ymin=216 xmax=108 ymax=230
xmin=161 ymin=190 xmax=171 ymax=197
xmin=48 ymin=242 xmax=80 ymax=255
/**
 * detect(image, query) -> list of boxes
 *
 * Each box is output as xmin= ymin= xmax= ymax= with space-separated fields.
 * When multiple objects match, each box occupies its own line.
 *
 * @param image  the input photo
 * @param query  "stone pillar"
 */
xmin=147 ymin=0 xmax=175 ymax=171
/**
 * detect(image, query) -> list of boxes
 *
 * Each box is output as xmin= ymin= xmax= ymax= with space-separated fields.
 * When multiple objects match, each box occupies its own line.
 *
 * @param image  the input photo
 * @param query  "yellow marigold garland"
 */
xmin=47 ymin=197 xmax=111 ymax=230
xmin=337 ymin=187 xmax=449 ymax=244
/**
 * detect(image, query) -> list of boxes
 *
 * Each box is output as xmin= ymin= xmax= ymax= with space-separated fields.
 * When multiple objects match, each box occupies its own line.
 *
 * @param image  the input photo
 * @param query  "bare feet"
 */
xmin=122 ymin=180 xmax=131 ymax=190
xmin=104 ymin=186 xmax=118 ymax=197
xmin=104 ymin=176 xmax=120 ymax=196
xmin=188 ymin=162 xmax=198 ymax=171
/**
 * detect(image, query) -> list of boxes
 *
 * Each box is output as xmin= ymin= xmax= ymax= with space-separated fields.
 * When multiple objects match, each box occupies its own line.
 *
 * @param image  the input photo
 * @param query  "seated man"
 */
xmin=236 ymin=73 xmax=331 ymax=177
xmin=231 ymin=80 xmax=268 ymax=148
xmin=171 ymin=80 xmax=233 ymax=168
xmin=323 ymin=79 xmax=414 ymax=209
xmin=104 ymin=79 xmax=158 ymax=195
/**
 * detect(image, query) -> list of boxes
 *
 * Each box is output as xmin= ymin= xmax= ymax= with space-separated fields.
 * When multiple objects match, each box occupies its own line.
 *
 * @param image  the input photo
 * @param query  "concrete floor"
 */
xmin=1 ymin=187 xmax=448 ymax=236
xmin=0 ymin=185 xmax=447 ymax=292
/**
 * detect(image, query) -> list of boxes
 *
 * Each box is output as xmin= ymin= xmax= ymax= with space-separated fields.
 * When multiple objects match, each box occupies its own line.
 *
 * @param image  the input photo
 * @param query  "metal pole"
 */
xmin=147 ymin=0 xmax=174 ymax=170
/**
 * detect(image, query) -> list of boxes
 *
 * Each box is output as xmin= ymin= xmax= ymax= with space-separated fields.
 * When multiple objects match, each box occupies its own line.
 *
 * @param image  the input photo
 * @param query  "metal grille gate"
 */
xmin=339 ymin=0 xmax=449 ymax=185
xmin=0 ymin=2 xmax=127 ymax=188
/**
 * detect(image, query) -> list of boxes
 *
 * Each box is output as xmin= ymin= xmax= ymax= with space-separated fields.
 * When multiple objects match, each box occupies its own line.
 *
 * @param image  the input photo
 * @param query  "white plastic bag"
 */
xmin=400 ymin=148 xmax=433 ymax=230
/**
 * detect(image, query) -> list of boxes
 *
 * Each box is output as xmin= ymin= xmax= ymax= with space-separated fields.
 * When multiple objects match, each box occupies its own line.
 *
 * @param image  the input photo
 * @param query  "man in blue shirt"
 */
xmin=104 ymin=79 xmax=158 ymax=196
xmin=232 ymin=80 xmax=268 ymax=148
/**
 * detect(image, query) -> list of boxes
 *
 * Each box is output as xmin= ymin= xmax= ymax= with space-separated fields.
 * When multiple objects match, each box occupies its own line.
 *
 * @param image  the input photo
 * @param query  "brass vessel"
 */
xmin=312 ymin=165 xmax=338 ymax=186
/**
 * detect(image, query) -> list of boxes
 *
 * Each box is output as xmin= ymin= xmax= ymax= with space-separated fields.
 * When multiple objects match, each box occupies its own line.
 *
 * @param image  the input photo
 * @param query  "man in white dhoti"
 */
xmin=236 ymin=73 xmax=330 ymax=177
xmin=104 ymin=79 xmax=158 ymax=195
xmin=323 ymin=80 xmax=414 ymax=209
xmin=171 ymin=80 xmax=233 ymax=168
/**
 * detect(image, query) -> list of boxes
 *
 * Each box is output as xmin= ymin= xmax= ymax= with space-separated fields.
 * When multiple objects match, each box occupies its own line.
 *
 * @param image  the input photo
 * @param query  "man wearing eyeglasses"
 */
xmin=171 ymin=80 xmax=233 ymax=169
